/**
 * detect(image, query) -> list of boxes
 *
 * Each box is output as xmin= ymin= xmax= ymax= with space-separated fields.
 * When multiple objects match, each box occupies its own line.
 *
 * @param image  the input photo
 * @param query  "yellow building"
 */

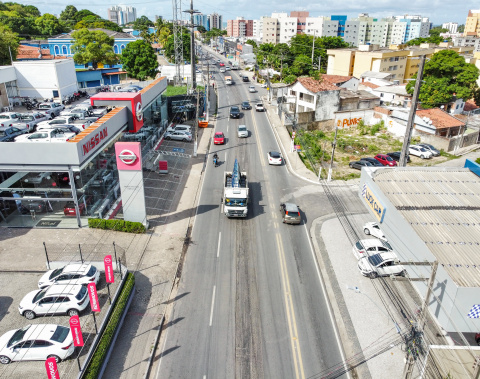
xmin=465 ymin=9 xmax=480 ymax=36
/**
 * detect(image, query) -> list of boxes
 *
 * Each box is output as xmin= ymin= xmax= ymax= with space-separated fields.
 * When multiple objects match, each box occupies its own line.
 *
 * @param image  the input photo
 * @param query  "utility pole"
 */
xmin=399 ymin=55 xmax=426 ymax=166
xmin=206 ymin=61 xmax=210 ymax=122
xmin=327 ymin=126 xmax=338 ymax=182
xmin=172 ymin=0 xmax=183 ymax=86
xmin=184 ymin=0 xmax=199 ymax=92
xmin=311 ymin=30 xmax=315 ymax=66
xmin=193 ymin=88 xmax=200 ymax=157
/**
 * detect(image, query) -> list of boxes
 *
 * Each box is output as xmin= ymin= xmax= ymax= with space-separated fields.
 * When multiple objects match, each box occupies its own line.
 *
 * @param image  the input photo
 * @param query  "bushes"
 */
xmin=83 ymin=273 xmax=135 ymax=379
xmin=88 ymin=218 xmax=146 ymax=233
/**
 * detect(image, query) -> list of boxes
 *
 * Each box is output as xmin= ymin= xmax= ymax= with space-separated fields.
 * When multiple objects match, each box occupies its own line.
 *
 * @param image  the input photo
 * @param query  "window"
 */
xmin=114 ymin=45 xmax=119 ymax=54
xmin=62 ymin=45 xmax=67 ymax=55
xmin=54 ymin=45 xmax=59 ymax=55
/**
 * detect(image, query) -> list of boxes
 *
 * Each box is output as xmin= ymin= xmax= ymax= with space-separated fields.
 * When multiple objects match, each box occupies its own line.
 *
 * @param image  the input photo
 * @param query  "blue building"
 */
xmin=331 ymin=15 xmax=347 ymax=37
xmin=48 ymin=28 xmax=137 ymax=70
xmin=193 ymin=14 xmax=210 ymax=31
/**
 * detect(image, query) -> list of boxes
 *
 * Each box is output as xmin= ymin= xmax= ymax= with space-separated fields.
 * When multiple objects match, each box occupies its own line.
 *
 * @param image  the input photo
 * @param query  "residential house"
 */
xmin=372 ymin=85 xmax=411 ymax=107
xmin=322 ymin=74 xmax=359 ymax=91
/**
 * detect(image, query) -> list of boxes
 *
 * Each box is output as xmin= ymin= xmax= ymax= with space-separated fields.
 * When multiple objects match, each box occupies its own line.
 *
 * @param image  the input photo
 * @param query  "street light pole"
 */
xmin=327 ymin=125 xmax=338 ymax=182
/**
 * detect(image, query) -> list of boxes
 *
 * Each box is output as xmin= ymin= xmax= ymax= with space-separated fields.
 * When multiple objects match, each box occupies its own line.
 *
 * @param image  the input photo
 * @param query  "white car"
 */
xmin=15 ymin=128 xmax=76 ymax=143
xmin=0 ymin=324 xmax=74 ymax=364
xmin=19 ymin=284 xmax=90 ymax=320
xmin=12 ymin=113 xmax=48 ymax=132
xmin=164 ymin=130 xmax=193 ymax=142
xmin=255 ymin=103 xmax=265 ymax=112
xmin=37 ymin=102 xmax=65 ymax=119
xmin=352 ymin=239 xmax=393 ymax=260
xmin=268 ymin=151 xmax=282 ymax=165
xmin=363 ymin=222 xmax=386 ymax=240
xmin=249 ymin=86 xmax=257 ymax=93
xmin=220 ymin=68 xmax=226 ymax=73
xmin=409 ymin=145 xmax=433 ymax=159
xmin=260 ymin=82 xmax=268 ymax=88
xmin=417 ymin=143 xmax=440 ymax=157
xmin=357 ymin=252 xmax=405 ymax=278
xmin=38 ymin=263 xmax=100 ymax=289
xmin=166 ymin=124 xmax=192 ymax=134
xmin=0 ymin=112 xmax=21 ymax=130
xmin=237 ymin=125 xmax=248 ymax=138
xmin=225 ymin=66 xmax=231 ymax=70
xmin=37 ymin=116 xmax=75 ymax=129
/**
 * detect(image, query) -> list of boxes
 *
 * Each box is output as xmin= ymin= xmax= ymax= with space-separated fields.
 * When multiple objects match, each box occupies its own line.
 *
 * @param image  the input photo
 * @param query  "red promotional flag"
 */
xmin=45 ymin=357 xmax=60 ymax=379
xmin=69 ymin=315 xmax=84 ymax=347
xmin=87 ymin=283 xmax=100 ymax=312
xmin=104 ymin=255 xmax=114 ymax=284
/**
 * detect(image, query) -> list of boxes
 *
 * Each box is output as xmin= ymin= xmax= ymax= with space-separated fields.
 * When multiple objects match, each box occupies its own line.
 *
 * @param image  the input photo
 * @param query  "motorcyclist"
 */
xmin=213 ymin=152 xmax=219 ymax=166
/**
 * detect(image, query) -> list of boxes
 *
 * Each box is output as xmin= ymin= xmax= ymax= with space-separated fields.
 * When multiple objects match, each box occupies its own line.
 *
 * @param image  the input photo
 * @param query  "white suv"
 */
xmin=166 ymin=124 xmax=192 ymax=134
xmin=38 ymin=263 xmax=100 ymax=289
xmin=409 ymin=145 xmax=433 ymax=159
xmin=18 ymin=284 xmax=90 ymax=320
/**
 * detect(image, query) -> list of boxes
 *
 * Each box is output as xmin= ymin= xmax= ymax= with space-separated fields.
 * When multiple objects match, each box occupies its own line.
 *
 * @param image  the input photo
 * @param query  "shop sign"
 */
xmin=69 ymin=315 xmax=84 ymax=346
xmin=82 ymin=127 xmax=108 ymax=156
xmin=118 ymin=149 xmax=137 ymax=165
xmin=362 ymin=183 xmax=386 ymax=222
xmin=45 ymin=357 xmax=60 ymax=379
xmin=104 ymin=255 xmax=114 ymax=283
xmin=88 ymin=283 xmax=100 ymax=312
xmin=336 ymin=117 xmax=362 ymax=128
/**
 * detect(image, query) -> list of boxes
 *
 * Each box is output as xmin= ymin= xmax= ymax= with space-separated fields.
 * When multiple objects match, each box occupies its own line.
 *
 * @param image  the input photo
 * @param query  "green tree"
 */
xmin=458 ymin=25 xmax=465 ymax=33
xmin=429 ymin=27 xmax=448 ymax=38
xmin=71 ymin=28 xmax=119 ymax=69
xmin=197 ymin=25 xmax=206 ymax=33
xmin=245 ymin=39 xmax=257 ymax=48
xmin=0 ymin=24 xmax=19 ymax=65
xmin=133 ymin=15 xmax=154 ymax=30
xmin=120 ymin=39 xmax=158 ymax=80
xmin=164 ymin=32 xmax=190 ymax=62
xmin=74 ymin=9 xmax=99 ymax=22
xmin=74 ymin=18 xmax=122 ymax=32
xmin=35 ymin=13 xmax=66 ymax=36
xmin=406 ymin=50 xmax=479 ymax=108
xmin=60 ymin=5 xmax=77 ymax=21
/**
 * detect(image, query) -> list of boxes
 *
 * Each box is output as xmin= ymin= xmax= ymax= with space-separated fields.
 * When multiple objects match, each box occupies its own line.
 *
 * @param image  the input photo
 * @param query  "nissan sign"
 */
xmin=136 ymin=101 xmax=143 ymax=122
xmin=118 ymin=149 xmax=137 ymax=165
xmin=45 ymin=357 xmax=60 ymax=379
xmin=104 ymin=255 xmax=115 ymax=283
xmin=88 ymin=283 xmax=101 ymax=312
xmin=69 ymin=315 xmax=84 ymax=347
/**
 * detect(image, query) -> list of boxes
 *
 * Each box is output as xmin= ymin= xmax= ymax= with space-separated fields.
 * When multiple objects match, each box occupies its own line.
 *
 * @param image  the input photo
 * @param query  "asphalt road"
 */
xmin=155 ymin=53 xmax=347 ymax=379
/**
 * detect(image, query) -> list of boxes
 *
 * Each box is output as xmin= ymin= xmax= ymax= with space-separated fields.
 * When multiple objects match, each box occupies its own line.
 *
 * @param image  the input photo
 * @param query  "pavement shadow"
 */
xmin=162 ymin=316 xmax=185 ymax=330
xmin=153 ymin=345 xmax=180 ymax=362
xmin=0 ymin=296 xmax=12 ymax=322
xmin=162 ymin=291 xmax=189 ymax=305
xmin=248 ymin=181 xmax=265 ymax=219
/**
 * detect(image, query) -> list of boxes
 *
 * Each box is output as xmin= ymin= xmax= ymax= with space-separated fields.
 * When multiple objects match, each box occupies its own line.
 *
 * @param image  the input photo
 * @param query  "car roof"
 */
xmin=214 ymin=132 xmax=223 ymax=135
xmin=22 ymin=324 xmax=64 ymax=341
xmin=60 ymin=263 xmax=91 ymax=275
xmin=238 ymin=124 xmax=246 ymax=128
xmin=45 ymin=284 xmax=83 ymax=296
xmin=376 ymin=154 xmax=389 ymax=158
xmin=357 ymin=239 xmax=388 ymax=248
xmin=284 ymin=202 xmax=299 ymax=211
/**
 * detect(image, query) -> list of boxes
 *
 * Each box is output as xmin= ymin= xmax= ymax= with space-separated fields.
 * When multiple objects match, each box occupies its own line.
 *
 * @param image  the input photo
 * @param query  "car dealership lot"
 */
xmin=0 ymin=269 xmax=117 ymax=377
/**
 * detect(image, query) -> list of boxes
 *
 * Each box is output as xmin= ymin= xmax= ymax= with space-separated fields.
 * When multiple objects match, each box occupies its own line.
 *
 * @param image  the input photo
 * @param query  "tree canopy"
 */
xmin=406 ymin=50 xmax=479 ymax=108
xmin=71 ymin=28 xmax=119 ymax=69
xmin=120 ymin=39 xmax=158 ymax=80
xmin=0 ymin=24 xmax=19 ymax=65
xmin=35 ymin=13 xmax=66 ymax=36
xmin=133 ymin=15 xmax=153 ymax=30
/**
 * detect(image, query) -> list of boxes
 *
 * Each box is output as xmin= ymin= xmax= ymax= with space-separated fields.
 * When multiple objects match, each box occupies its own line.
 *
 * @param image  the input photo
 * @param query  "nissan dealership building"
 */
xmin=0 ymin=77 xmax=167 ymax=228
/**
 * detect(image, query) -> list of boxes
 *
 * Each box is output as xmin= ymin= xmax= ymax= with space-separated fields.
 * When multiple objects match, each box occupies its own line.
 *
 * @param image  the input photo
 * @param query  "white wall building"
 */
xmin=253 ymin=18 xmax=263 ymax=39
xmin=275 ymin=13 xmax=297 ymax=44
xmin=442 ymin=22 xmax=458 ymax=34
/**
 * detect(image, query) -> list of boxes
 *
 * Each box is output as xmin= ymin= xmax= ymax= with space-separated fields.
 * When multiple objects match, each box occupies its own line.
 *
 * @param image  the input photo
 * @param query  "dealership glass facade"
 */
xmin=0 ymin=89 xmax=168 ymax=228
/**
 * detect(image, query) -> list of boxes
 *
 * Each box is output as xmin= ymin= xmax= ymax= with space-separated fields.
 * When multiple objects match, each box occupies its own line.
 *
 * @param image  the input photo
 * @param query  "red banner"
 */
xmin=104 ymin=255 xmax=114 ymax=284
xmin=69 ymin=315 xmax=84 ymax=347
xmin=87 ymin=283 xmax=100 ymax=312
xmin=45 ymin=357 xmax=60 ymax=379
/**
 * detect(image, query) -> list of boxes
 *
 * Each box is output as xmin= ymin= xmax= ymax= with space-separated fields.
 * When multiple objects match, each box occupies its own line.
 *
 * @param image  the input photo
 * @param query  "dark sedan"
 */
xmin=0 ymin=127 xmax=28 ymax=142
xmin=349 ymin=160 xmax=374 ymax=170
xmin=230 ymin=106 xmax=241 ymax=118
xmin=360 ymin=157 xmax=383 ymax=167
xmin=387 ymin=152 xmax=411 ymax=163
xmin=241 ymin=101 xmax=251 ymax=110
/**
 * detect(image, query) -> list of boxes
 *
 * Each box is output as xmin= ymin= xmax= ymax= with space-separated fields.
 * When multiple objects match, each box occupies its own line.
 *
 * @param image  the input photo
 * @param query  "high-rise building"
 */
xmin=107 ymin=5 xmax=137 ymax=25
xmin=193 ymin=14 xmax=209 ymax=31
xmin=227 ymin=17 xmax=253 ymax=37
xmin=442 ymin=22 xmax=458 ymax=34
xmin=209 ymin=13 xmax=223 ymax=30
xmin=465 ymin=10 xmax=480 ymax=36
xmin=290 ymin=11 xmax=309 ymax=34
xmin=305 ymin=16 xmax=339 ymax=37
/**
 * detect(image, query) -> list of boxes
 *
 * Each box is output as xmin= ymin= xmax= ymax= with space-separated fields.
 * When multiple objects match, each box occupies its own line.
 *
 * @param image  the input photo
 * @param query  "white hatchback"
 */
xmin=19 ymin=284 xmax=90 ymax=320
xmin=0 ymin=324 xmax=75 ymax=364
xmin=358 ymin=252 xmax=405 ymax=278
xmin=38 ymin=263 xmax=100 ymax=289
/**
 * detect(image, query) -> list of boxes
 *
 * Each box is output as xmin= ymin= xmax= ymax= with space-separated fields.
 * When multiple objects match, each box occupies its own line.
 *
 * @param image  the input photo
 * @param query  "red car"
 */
xmin=219 ymin=62 xmax=225 ymax=67
xmin=214 ymin=132 xmax=225 ymax=145
xmin=63 ymin=196 xmax=92 ymax=216
xmin=374 ymin=154 xmax=397 ymax=166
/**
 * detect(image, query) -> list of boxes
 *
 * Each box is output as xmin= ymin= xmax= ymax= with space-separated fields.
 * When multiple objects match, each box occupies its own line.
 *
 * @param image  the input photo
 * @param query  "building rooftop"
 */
xmin=322 ymin=74 xmax=354 ymax=85
xmin=373 ymin=168 xmax=480 ymax=288
xmin=360 ymin=82 xmax=380 ymax=89
xmin=296 ymin=76 xmax=339 ymax=93
xmin=360 ymin=71 xmax=393 ymax=79
xmin=50 ymin=29 xmax=136 ymax=40
xmin=416 ymin=108 xmax=465 ymax=129
xmin=374 ymin=85 xmax=409 ymax=96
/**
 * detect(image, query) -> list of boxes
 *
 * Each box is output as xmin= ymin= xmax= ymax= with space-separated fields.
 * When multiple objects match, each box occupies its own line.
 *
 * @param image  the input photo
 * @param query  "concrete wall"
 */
xmin=0 ymin=66 xmax=17 ymax=83
xmin=314 ymin=90 xmax=340 ymax=121
xmin=334 ymin=109 xmax=374 ymax=128
xmin=326 ymin=50 xmax=354 ymax=76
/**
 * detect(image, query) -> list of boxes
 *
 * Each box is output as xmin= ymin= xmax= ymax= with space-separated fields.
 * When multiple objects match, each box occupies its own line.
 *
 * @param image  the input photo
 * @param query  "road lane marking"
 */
xmin=217 ymin=232 xmax=221 ymax=258
xmin=209 ymin=285 xmax=216 ymax=326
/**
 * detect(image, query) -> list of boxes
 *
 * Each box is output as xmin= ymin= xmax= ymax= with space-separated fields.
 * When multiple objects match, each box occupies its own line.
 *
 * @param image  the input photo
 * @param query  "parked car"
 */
xmin=166 ymin=124 xmax=192 ymax=134
xmin=12 ymin=113 xmax=48 ymax=132
xmin=164 ymin=130 xmax=193 ymax=142
xmin=37 ymin=125 xmax=81 ymax=135
xmin=37 ymin=102 xmax=65 ymax=119
xmin=241 ymin=101 xmax=251 ymax=110
xmin=358 ymin=252 xmax=405 ymax=278
xmin=237 ymin=125 xmax=248 ymax=138
xmin=349 ymin=160 xmax=373 ymax=170
xmin=360 ymin=157 xmax=384 ymax=167
xmin=268 ymin=151 xmax=282 ymax=165
xmin=225 ymin=66 xmax=231 ymax=70
xmin=417 ymin=143 xmax=440 ymax=157
xmin=255 ymin=103 xmax=265 ymax=112
xmin=23 ymin=172 xmax=51 ymax=184
xmin=0 ymin=112 xmax=21 ymax=130
xmin=386 ymin=152 xmax=411 ymax=163
xmin=37 ymin=116 xmax=76 ymax=129
xmin=60 ymin=107 xmax=91 ymax=120
xmin=249 ymin=85 xmax=257 ymax=93
xmin=230 ymin=106 xmax=240 ymax=119
xmin=0 ymin=324 xmax=75 ymax=364
xmin=363 ymin=222 xmax=386 ymax=240
xmin=409 ymin=145 xmax=433 ymax=159
xmin=0 ymin=127 xmax=28 ymax=142
xmin=374 ymin=154 xmax=397 ymax=166
xmin=18 ymin=284 xmax=90 ymax=320
xmin=38 ymin=263 xmax=100 ymax=289
xmin=280 ymin=202 xmax=301 ymax=224
xmin=352 ymin=239 xmax=393 ymax=260
xmin=214 ymin=131 xmax=225 ymax=144
xmin=15 ymin=128 xmax=76 ymax=143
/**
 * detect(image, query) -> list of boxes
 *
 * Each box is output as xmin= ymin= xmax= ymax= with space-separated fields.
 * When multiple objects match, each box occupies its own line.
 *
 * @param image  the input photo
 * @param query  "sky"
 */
xmin=15 ymin=0 xmax=480 ymax=26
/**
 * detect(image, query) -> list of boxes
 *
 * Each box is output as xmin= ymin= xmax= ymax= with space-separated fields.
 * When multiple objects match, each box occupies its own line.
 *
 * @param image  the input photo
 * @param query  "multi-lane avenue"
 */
xmin=155 ymin=51 xmax=348 ymax=379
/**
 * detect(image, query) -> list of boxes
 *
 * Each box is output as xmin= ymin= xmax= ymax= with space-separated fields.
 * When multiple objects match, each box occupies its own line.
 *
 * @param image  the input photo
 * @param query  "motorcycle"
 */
xmin=213 ymin=154 xmax=219 ymax=167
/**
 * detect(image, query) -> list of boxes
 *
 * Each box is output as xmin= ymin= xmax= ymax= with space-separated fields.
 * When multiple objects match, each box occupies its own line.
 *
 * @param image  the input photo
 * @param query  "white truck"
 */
xmin=223 ymin=159 xmax=249 ymax=218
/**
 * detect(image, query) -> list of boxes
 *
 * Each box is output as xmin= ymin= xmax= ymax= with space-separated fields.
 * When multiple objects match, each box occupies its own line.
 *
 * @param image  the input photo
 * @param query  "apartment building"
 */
xmin=253 ymin=18 xmax=263 ymax=39
xmin=291 ymin=11 xmax=309 ymax=34
xmin=273 ymin=13 xmax=297 ymax=44
xmin=442 ymin=22 xmax=458 ymax=34
xmin=465 ymin=10 xmax=480 ymax=36
xmin=107 ymin=5 xmax=136 ymax=25
xmin=262 ymin=17 xmax=279 ymax=44
xmin=193 ymin=14 xmax=210 ymax=31
xmin=209 ymin=13 xmax=223 ymax=30
xmin=227 ymin=17 xmax=253 ymax=37
xmin=305 ymin=16 xmax=339 ymax=37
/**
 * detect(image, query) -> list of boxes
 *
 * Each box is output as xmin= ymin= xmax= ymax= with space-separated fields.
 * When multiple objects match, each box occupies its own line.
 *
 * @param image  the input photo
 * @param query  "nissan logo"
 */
xmin=136 ymin=102 xmax=143 ymax=122
xmin=70 ymin=318 xmax=79 ymax=325
xmin=118 ymin=149 xmax=137 ymax=165
xmin=105 ymin=257 xmax=112 ymax=264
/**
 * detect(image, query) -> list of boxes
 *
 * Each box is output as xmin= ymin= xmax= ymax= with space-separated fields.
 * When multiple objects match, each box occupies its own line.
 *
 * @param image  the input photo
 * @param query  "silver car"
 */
xmin=12 ymin=113 xmax=48 ymax=132
xmin=164 ymin=130 xmax=193 ymax=142
xmin=237 ymin=125 xmax=248 ymax=138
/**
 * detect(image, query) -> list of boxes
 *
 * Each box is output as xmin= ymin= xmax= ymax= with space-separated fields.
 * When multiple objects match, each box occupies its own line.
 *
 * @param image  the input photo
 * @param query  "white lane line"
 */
xmin=217 ymin=232 xmax=221 ymax=258
xmin=209 ymin=285 xmax=216 ymax=326
xmin=303 ymin=223 xmax=351 ymax=379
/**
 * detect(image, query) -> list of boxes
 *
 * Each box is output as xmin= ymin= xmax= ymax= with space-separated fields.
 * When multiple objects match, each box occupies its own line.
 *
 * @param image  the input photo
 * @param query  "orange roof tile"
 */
xmin=464 ymin=99 xmax=479 ymax=112
xmin=416 ymin=108 xmax=465 ymax=129
xmin=296 ymin=77 xmax=339 ymax=93
xmin=322 ymin=74 xmax=353 ymax=85
xmin=361 ymin=82 xmax=380 ymax=89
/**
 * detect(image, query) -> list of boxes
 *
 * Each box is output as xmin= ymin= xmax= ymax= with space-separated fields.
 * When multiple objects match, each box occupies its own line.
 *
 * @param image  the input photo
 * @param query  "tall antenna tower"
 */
xmin=172 ymin=0 xmax=184 ymax=85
